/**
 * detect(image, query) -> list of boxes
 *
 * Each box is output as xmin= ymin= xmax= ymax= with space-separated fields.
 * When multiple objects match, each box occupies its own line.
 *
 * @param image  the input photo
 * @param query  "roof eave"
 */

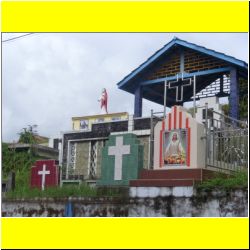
xmin=117 ymin=37 xmax=248 ymax=90
xmin=175 ymin=39 xmax=248 ymax=70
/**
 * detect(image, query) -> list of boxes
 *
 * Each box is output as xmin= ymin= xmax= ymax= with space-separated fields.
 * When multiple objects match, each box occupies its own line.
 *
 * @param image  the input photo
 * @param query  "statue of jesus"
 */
xmin=98 ymin=88 xmax=108 ymax=114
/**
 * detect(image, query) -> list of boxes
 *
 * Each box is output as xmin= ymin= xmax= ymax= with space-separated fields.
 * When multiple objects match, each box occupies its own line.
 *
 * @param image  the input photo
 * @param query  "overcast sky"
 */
xmin=1 ymin=33 xmax=248 ymax=142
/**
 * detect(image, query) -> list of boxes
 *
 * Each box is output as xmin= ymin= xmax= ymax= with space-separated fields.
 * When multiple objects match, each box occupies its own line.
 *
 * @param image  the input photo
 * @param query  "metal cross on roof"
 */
xmin=163 ymin=74 xmax=197 ymax=118
xmin=168 ymin=74 xmax=192 ymax=102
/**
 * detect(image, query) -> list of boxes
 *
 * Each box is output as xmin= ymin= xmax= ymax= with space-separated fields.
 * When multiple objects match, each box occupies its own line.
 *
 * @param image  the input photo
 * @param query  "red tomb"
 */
xmin=31 ymin=160 xmax=59 ymax=190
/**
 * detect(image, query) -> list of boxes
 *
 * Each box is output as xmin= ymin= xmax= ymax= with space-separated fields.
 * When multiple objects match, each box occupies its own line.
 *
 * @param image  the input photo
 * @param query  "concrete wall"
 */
xmin=196 ymin=96 xmax=224 ymax=128
xmin=137 ymin=136 xmax=150 ymax=169
xmin=2 ymin=189 xmax=247 ymax=217
xmin=72 ymin=113 xmax=129 ymax=131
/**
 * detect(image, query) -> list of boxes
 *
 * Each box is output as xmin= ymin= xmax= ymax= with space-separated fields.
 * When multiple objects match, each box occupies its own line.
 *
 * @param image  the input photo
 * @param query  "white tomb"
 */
xmin=153 ymin=105 xmax=206 ymax=169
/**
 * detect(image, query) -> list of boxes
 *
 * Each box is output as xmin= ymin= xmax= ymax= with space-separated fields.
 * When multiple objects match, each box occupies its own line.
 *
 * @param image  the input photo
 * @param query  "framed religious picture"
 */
xmin=80 ymin=119 xmax=89 ymax=130
xmin=164 ymin=129 xmax=187 ymax=166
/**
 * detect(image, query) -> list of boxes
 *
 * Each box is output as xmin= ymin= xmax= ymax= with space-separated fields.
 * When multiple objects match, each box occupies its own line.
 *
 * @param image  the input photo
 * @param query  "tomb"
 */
xmin=97 ymin=133 xmax=143 ymax=186
xmin=196 ymin=96 xmax=225 ymax=128
xmin=153 ymin=105 xmax=206 ymax=169
xmin=31 ymin=160 xmax=59 ymax=190
xmin=60 ymin=112 xmax=151 ymax=186
xmin=129 ymin=105 xmax=214 ymax=192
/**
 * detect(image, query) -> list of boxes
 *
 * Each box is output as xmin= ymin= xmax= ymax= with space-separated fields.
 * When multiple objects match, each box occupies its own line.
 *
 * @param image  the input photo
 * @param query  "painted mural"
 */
xmin=164 ymin=129 xmax=187 ymax=166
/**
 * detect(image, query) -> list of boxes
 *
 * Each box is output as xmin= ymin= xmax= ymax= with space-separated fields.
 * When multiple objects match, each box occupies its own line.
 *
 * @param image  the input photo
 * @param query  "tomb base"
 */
xmin=130 ymin=168 xmax=218 ymax=188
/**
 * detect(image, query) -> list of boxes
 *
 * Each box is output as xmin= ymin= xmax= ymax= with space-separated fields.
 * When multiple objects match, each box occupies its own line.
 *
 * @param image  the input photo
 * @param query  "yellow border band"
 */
xmin=1 ymin=1 xmax=249 ymax=32
xmin=1 ymin=1 xmax=249 ymax=249
xmin=1 ymin=218 xmax=249 ymax=249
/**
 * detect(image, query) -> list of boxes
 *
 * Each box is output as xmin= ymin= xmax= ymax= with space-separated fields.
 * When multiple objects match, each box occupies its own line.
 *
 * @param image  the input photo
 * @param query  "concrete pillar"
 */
xmin=134 ymin=86 xmax=142 ymax=117
xmin=219 ymin=76 xmax=223 ymax=93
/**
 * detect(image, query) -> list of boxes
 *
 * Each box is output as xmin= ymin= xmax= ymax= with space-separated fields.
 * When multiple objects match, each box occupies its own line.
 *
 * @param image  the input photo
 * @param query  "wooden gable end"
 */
xmin=146 ymin=47 xmax=229 ymax=81
xmin=184 ymin=49 xmax=228 ymax=73
xmin=146 ymin=49 xmax=180 ymax=80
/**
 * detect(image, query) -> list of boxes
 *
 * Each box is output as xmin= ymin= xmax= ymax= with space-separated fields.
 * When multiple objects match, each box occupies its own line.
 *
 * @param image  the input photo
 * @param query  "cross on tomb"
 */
xmin=38 ymin=164 xmax=50 ymax=190
xmin=108 ymin=136 xmax=130 ymax=180
xmin=168 ymin=75 xmax=192 ymax=102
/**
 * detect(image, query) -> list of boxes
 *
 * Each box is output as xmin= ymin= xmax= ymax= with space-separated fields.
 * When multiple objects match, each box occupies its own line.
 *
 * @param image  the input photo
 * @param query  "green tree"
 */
xmin=221 ymin=103 xmax=229 ymax=116
xmin=2 ymin=142 xmax=37 ymax=176
xmin=239 ymin=78 xmax=248 ymax=119
xmin=221 ymin=78 xmax=248 ymax=120
xmin=2 ymin=125 xmax=39 ymax=176
xmin=18 ymin=125 xmax=38 ymax=144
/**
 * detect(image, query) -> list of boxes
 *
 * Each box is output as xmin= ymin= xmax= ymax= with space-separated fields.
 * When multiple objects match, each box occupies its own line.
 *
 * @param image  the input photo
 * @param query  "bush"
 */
xmin=196 ymin=170 xmax=248 ymax=191
xmin=2 ymin=143 xmax=39 ymax=176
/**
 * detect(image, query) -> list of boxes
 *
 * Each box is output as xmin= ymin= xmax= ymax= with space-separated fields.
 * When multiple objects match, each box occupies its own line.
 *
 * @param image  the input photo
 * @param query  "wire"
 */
xmin=2 ymin=33 xmax=35 ymax=43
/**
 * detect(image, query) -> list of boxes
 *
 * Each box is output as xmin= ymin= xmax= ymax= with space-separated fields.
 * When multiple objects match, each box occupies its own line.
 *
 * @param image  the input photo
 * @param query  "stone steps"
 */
xmin=139 ymin=168 xmax=216 ymax=180
xmin=130 ymin=168 xmax=216 ymax=187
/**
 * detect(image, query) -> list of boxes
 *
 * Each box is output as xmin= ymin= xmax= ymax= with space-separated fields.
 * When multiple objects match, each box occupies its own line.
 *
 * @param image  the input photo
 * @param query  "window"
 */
xmin=80 ymin=120 xmax=89 ymax=130
xmin=112 ymin=116 xmax=121 ymax=121
xmin=96 ymin=118 xmax=104 ymax=123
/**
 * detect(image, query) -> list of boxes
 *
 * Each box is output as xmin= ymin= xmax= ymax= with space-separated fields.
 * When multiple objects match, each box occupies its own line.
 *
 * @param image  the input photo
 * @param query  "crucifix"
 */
xmin=164 ymin=74 xmax=197 ymax=118
xmin=108 ymin=136 xmax=130 ymax=180
xmin=38 ymin=164 xmax=50 ymax=190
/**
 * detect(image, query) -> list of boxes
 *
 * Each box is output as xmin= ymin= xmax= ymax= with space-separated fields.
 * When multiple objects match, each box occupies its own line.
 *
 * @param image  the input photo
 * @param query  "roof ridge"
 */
xmin=174 ymin=37 xmax=248 ymax=67
xmin=117 ymin=36 xmax=248 ymax=88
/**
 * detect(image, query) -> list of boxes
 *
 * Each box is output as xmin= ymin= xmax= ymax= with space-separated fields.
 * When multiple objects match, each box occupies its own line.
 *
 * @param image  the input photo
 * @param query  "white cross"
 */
xmin=38 ymin=164 xmax=50 ymax=190
xmin=108 ymin=136 xmax=130 ymax=180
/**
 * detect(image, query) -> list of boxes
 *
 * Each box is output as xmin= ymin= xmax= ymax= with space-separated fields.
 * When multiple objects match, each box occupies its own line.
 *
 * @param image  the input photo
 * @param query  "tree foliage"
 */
xmin=2 ymin=125 xmax=40 ymax=176
xmin=18 ymin=125 xmax=38 ymax=144
xmin=2 ymin=143 xmax=38 ymax=177
xmin=238 ymin=77 xmax=248 ymax=119
xmin=221 ymin=78 xmax=247 ymax=119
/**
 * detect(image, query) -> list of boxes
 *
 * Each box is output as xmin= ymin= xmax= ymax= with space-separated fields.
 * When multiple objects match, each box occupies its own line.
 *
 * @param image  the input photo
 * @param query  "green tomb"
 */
xmin=97 ymin=133 xmax=144 ymax=186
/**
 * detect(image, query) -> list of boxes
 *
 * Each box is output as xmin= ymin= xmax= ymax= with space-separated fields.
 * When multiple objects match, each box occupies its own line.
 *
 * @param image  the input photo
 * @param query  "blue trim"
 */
xmin=175 ymin=39 xmax=248 ymax=69
xmin=117 ymin=37 xmax=247 ymax=89
xmin=229 ymin=68 xmax=239 ymax=120
xmin=180 ymin=50 xmax=185 ymax=73
xmin=134 ymin=86 xmax=142 ymax=117
xmin=141 ymin=67 xmax=232 ymax=86
xmin=64 ymin=202 xmax=74 ymax=217
xmin=117 ymin=38 xmax=177 ymax=88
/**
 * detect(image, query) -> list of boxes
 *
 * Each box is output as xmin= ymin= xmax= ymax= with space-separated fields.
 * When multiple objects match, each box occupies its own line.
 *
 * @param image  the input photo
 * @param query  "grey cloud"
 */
xmin=2 ymin=33 xmax=248 ymax=142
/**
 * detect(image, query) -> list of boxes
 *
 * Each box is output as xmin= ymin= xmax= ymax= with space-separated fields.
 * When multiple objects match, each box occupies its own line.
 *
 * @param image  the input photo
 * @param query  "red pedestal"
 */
xmin=31 ymin=160 xmax=59 ymax=190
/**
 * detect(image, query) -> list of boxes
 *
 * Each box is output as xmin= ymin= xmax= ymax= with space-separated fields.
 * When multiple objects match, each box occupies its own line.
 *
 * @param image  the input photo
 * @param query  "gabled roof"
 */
xmin=117 ymin=37 xmax=248 ymax=89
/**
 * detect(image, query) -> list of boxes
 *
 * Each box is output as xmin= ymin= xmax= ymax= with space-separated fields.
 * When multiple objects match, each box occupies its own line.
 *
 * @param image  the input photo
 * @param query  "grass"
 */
xmin=6 ymin=184 xmax=99 ymax=199
xmin=5 ymin=169 xmax=123 ymax=199
xmin=196 ymin=170 xmax=248 ymax=191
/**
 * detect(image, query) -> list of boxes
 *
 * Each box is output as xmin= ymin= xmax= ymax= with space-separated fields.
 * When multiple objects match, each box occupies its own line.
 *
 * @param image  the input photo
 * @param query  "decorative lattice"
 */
xmin=68 ymin=142 xmax=77 ymax=171
xmin=89 ymin=141 xmax=98 ymax=179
